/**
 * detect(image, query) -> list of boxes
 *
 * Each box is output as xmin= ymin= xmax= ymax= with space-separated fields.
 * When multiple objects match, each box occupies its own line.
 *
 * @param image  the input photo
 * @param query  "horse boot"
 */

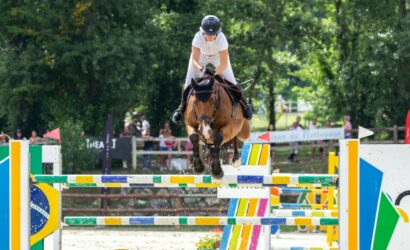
xmin=211 ymin=132 xmax=224 ymax=178
xmin=171 ymin=86 xmax=192 ymax=125
xmin=211 ymin=146 xmax=224 ymax=179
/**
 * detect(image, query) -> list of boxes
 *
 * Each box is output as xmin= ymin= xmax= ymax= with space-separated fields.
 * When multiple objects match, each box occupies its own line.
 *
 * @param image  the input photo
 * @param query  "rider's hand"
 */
xmin=204 ymin=67 xmax=215 ymax=76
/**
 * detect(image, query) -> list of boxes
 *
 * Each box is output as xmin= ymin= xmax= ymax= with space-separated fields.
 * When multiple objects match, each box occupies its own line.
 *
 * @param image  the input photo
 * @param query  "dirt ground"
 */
xmin=44 ymin=228 xmax=335 ymax=250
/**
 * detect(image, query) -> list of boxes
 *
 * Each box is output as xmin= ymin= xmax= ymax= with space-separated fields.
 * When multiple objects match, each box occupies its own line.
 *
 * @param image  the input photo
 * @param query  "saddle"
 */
xmin=187 ymin=75 xmax=243 ymax=106
xmin=186 ymin=74 xmax=245 ymax=118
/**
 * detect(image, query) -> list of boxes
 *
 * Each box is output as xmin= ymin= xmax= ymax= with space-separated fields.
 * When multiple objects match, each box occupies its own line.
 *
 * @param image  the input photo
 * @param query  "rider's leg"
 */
xmin=171 ymin=85 xmax=192 ymax=125
xmin=219 ymin=60 xmax=253 ymax=120
xmin=171 ymin=55 xmax=204 ymax=125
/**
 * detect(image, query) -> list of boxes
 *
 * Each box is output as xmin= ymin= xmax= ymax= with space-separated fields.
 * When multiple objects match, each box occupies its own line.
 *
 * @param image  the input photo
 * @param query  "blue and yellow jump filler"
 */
xmin=0 ymin=141 xmax=59 ymax=250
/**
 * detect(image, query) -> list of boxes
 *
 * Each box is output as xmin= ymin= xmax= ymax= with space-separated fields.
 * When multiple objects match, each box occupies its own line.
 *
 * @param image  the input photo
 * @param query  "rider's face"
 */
xmin=204 ymin=34 xmax=217 ymax=41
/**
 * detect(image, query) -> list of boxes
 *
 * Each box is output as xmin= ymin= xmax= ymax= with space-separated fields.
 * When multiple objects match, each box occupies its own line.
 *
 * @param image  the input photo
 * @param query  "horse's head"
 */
xmin=191 ymin=76 xmax=218 ymax=140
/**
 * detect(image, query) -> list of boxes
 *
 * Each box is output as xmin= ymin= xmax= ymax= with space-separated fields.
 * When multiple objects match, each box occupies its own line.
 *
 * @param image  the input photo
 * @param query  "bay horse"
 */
xmin=184 ymin=72 xmax=250 ymax=178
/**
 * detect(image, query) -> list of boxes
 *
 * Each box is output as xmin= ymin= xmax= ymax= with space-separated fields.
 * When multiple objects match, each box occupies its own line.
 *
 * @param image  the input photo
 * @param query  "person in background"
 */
xmin=184 ymin=137 xmax=193 ymax=165
xmin=141 ymin=128 xmax=154 ymax=171
xmin=0 ymin=133 xmax=11 ymax=144
xmin=309 ymin=118 xmax=318 ymax=160
xmin=159 ymin=121 xmax=174 ymax=171
xmin=309 ymin=118 xmax=325 ymax=161
xmin=120 ymin=125 xmax=131 ymax=169
xmin=136 ymin=122 xmax=142 ymax=134
xmin=267 ymin=124 xmax=276 ymax=166
xmin=158 ymin=128 xmax=167 ymax=168
xmin=324 ymin=119 xmax=334 ymax=153
xmin=142 ymin=117 xmax=150 ymax=135
xmin=14 ymin=129 xmax=26 ymax=140
xmin=295 ymin=116 xmax=303 ymax=129
xmin=29 ymin=130 xmax=43 ymax=144
xmin=343 ymin=115 xmax=352 ymax=139
xmin=288 ymin=117 xmax=303 ymax=163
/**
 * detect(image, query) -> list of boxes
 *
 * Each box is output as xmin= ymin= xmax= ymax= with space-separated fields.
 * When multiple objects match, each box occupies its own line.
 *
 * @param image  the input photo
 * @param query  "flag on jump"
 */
xmin=44 ymin=128 xmax=61 ymax=143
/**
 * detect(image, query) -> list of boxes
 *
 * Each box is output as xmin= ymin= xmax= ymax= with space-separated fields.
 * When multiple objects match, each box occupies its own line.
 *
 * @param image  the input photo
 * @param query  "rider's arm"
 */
xmin=215 ymin=49 xmax=228 ymax=75
xmin=191 ymin=46 xmax=202 ymax=72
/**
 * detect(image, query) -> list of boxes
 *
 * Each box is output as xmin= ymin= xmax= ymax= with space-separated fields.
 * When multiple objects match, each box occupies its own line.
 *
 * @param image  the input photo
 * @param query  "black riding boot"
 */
xmin=241 ymin=97 xmax=253 ymax=120
xmin=229 ymin=84 xmax=253 ymax=120
xmin=171 ymin=86 xmax=191 ymax=125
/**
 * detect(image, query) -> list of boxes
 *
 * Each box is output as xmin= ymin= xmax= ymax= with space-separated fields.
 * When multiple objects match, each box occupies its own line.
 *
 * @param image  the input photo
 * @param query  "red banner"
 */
xmin=406 ymin=110 xmax=410 ymax=144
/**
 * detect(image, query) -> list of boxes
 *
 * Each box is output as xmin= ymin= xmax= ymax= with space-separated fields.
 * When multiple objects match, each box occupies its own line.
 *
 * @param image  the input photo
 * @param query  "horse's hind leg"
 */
xmin=188 ymin=130 xmax=204 ymax=174
xmin=232 ymin=137 xmax=241 ymax=168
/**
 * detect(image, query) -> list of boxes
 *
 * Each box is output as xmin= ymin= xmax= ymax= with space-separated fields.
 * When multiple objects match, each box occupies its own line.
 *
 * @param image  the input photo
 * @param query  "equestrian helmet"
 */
xmin=200 ymin=15 xmax=221 ymax=35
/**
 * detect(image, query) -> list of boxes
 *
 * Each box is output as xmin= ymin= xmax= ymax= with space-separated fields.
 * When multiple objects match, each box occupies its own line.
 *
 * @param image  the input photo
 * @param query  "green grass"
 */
xmin=251 ymin=112 xmax=308 ymax=131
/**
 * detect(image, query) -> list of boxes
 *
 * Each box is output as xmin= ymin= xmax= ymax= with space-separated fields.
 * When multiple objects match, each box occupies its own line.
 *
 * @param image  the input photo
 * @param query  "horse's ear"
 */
xmin=191 ymin=78 xmax=198 ymax=89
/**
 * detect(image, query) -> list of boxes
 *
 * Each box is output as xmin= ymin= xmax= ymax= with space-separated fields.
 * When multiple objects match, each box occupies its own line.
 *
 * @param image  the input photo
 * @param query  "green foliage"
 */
xmin=50 ymin=119 xmax=99 ymax=173
xmin=0 ymin=0 xmax=409 ymax=136
xmin=196 ymin=233 xmax=221 ymax=250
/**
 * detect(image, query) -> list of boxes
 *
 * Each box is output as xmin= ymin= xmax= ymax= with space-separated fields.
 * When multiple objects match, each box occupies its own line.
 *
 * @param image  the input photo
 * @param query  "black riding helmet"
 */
xmin=200 ymin=15 xmax=221 ymax=35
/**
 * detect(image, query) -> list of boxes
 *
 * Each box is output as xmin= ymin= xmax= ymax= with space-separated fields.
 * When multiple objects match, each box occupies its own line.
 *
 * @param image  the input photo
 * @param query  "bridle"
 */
xmin=193 ymin=83 xmax=220 ymax=130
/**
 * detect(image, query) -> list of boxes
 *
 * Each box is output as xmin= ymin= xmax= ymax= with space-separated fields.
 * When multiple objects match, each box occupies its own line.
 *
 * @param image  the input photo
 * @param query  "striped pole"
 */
xmin=271 ymin=210 xmax=338 ymax=218
xmin=64 ymin=216 xmax=338 ymax=226
xmin=277 ymin=188 xmax=336 ymax=194
xmin=272 ymin=203 xmax=331 ymax=210
xmin=34 ymin=174 xmax=337 ymax=187
xmin=272 ymin=247 xmax=338 ymax=250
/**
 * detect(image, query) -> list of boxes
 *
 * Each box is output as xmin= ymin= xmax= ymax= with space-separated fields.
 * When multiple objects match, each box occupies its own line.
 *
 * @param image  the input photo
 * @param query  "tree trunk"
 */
xmin=267 ymin=46 xmax=276 ymax=129
xmin=268 ymin=82 xmax=275 ymax=128
xmin=399 ymin=0 xmax=407 ymax=17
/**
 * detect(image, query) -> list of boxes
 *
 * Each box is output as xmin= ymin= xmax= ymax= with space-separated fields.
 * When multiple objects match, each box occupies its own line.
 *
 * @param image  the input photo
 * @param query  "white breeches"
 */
xmin=184 ymin=53 xmax=237 ymax=88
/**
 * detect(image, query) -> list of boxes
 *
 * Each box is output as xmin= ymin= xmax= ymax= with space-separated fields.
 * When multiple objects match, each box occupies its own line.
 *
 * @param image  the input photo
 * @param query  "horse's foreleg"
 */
xmin=210 ymin=131 xmax=224 ymax=178
xmin=187 ymin=126 xmax=204 ymax=174
xmin=232 ymin=137 xmax=241 ymax=168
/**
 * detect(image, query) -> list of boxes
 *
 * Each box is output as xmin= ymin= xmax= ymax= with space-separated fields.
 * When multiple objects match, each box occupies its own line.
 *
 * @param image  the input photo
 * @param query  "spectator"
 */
xmin=309 ymin=118 xmax=325 ymax=161
xmin=136 ymin=122 xmax=142 ymax=133
xmin=267 ymin=124 xmax=276 ymax=165
xmin=296 ymin=116 xmax=303 ymax=129
xmin=120 ymin=125 xmax=131 ymax=169
xmin=324 ymin=119 xmax=334 ymax=152
xmin=158 ymin=129 xmax=167 ymax=167
xmin=0 ymin=133 xmax=11 ymax=144
xmin=309 ymin=118 xmax=318 ymax=160
xmin=142 ymin=128 xmax=154 ymax=171
xmin=225 ymin=140 xmax=234 ymax=165
xmin=127 ymin=122 xmax=142 ymax=137
xmin=141 ymin=116 xmax=150 ymax=135
xmin=184 ymin=138 xmax=193 ymax=165
xmin=14 ymin=129 xmax=26 ymax=140
xmin=343 ymin=115 xmax=352 ymax=139
xmin=80 ymin=131 xmax=86 ymax=137
xmin=29 ymin=130 xmax=43 ymax=144
xmin=288 ymin=117 xmax=303 ymax=163
xmin=159 ymin=121 xmax=175 ymax=171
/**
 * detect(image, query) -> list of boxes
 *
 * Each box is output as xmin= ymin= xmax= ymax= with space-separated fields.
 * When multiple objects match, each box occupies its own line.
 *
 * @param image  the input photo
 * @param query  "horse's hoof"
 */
xmin=212 ymin=168 xmax=224 ymax=179
xmin=211 ymin=161 xmax=223 ymax=179
xmin=192 ymin=158 xmax=205 ymax=174
xmin=233 ymin=158 xmax=241 ymax=168
xmin=193 ymin=165 xmax=205 ymax=174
